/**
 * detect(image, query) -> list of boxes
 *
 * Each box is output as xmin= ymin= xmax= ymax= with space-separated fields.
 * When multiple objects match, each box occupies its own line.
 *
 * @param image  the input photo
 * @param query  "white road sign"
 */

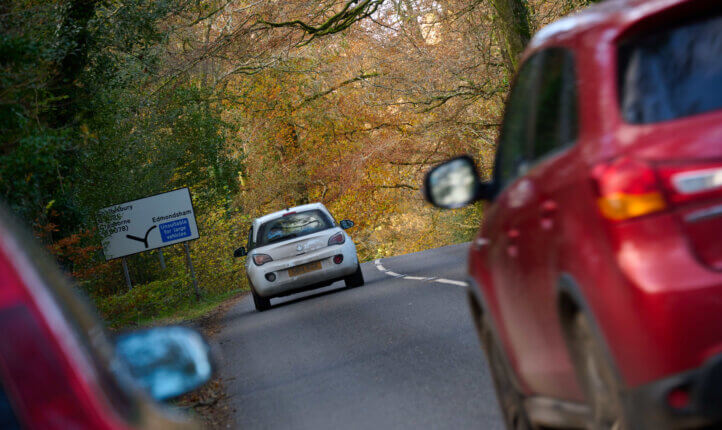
xmin=98 ymin=188 xmax=199 ymax=260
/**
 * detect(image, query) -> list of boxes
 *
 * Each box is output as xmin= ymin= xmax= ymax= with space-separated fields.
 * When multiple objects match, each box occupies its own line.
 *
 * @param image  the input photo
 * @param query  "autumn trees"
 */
xmin=1 ymin=0 xmax=595 ymax=323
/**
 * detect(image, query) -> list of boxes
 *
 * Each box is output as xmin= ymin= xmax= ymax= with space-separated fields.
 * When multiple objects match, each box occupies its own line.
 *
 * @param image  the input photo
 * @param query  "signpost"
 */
xmin=97 ymin=188 xmax=200 ymax=297
xmin=158 ymin=250 xmax=166 ymax=270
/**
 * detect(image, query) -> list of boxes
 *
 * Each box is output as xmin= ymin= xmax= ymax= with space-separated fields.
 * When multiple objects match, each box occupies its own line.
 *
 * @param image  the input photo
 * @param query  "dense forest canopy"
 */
xmin=1 ymin=0 xmax=598 ymax=324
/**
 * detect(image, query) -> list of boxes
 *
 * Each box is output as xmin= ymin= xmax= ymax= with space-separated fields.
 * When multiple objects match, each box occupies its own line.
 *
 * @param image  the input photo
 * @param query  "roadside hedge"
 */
xmin=97 ymin=276 xmax=194 ymax=327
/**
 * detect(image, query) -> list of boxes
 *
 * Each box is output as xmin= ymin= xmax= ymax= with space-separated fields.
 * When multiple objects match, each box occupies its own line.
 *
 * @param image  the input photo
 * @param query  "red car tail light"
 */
xmin=657 ymin=163 xmax=722 ymax=205
xmin=252 ymin=254 xmax=273 ymax=266
xmin=593 ymin=157 xmax=667 ymax=221
xmin=328 ymin=232 xmax=345 ymax=246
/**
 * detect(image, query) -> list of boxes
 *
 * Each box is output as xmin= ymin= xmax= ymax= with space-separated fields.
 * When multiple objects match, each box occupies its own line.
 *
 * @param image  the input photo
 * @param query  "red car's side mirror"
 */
xmin=424 ymin=155 xmax=493 ymax=208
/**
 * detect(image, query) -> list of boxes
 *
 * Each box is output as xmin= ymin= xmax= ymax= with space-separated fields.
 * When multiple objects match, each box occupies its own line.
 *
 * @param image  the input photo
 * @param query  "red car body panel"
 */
xmin=469 ymin=0 xmax=722 ymax=407
xmin=0 ymin=231 xmax=131 ymax=429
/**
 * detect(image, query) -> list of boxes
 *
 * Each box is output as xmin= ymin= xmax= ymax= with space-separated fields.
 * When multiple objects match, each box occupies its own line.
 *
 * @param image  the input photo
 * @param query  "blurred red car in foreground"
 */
xmin=0 ymin=204 xmax=213 ymax=429
xmin=426 ymin=0 xmax=722 ymax=428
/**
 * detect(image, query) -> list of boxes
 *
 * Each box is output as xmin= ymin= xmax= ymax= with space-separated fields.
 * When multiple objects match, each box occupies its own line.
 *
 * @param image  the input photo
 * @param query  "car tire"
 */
xmin=252 ymin=289 xmax=271 ymax=311
xmin=478 ymin=315 xmax=534 ymax=430
xmin=344 ymin=264 xmax=364 ymax=288
xmin=568 ymin=313 xmax=628 ymax=430
xmin=248 ymin=278 xmax=271 ymax=312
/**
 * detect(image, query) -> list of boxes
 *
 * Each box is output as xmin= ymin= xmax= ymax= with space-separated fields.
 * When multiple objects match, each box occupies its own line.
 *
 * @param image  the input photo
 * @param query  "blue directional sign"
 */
xmin=159 ymin=218 xmax=192 ymax=243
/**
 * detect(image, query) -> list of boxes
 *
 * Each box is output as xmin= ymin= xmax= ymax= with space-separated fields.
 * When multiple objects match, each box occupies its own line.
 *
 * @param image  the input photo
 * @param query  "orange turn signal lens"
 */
xmin=597 ymin=191 xmax=667 ymax=220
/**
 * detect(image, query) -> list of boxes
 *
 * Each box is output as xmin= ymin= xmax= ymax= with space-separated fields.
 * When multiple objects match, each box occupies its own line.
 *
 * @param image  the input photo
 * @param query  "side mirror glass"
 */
xmin=115 ymin=326 xmax=213 ymax=401
xmin=339 ymin=219 xmax=354 ymax=229
xmin=424 ymin=155 xmax=485 ymax=208
xmin=234 ymin=246 xmax=247 ymax=258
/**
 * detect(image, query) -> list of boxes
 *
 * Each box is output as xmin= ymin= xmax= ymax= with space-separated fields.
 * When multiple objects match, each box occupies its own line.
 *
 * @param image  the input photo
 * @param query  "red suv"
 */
xmin=424 ymin=1 xmax=722 ymax=429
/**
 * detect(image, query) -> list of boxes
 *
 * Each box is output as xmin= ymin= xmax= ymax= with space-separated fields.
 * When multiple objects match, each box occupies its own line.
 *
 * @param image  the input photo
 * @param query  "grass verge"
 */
xmin=130 ymin=289 xmax=244 ymax=328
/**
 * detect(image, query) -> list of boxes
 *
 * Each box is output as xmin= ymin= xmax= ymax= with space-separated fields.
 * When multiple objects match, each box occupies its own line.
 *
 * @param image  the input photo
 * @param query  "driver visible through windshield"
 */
xmin=257 ymin=210 xmax=334 ymax=246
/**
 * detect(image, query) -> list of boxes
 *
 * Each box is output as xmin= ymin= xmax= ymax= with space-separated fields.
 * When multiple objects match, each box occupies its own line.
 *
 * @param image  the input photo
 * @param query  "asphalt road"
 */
xmin=216 ymin=243 xmax=504 ymax=429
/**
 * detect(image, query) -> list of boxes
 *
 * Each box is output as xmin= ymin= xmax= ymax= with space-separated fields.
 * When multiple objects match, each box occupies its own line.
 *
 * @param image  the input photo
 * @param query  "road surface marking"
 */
xmin=374 ymin=259 xmax=386 ymax=271
xmin=435 ymin=279 xmax=468 ymax=287
xmin=373 ymin=258 xmax=468 ymax=287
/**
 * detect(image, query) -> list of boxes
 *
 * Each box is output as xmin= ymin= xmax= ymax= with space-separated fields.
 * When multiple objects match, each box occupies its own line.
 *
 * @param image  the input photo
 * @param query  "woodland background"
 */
xmin=1 ymin=0 xmax=598 ymax=326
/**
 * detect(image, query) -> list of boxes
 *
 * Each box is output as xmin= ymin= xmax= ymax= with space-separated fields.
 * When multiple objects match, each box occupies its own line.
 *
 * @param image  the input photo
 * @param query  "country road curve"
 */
xmin=215 ymin=243 xmax=504 ymax=429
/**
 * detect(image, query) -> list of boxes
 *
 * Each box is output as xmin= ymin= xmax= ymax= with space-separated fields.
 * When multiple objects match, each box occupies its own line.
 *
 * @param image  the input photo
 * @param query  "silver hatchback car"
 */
xmin=234 ymin=203 xmax=364 ymax=311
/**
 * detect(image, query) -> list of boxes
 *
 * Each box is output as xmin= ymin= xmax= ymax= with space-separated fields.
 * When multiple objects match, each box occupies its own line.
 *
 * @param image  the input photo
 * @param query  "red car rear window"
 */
xmin=618 ymin=14 xmax=722 ymax=124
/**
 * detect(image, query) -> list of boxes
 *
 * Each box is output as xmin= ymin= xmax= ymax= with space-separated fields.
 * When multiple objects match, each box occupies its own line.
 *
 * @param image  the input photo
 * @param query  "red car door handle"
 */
xmin=506 ymin=229 xmax=520 ymax=257
xmin=540 ymin=200 xmax=558 ymax=230
xmin=541 ymin=200 xmax=558 ymax=215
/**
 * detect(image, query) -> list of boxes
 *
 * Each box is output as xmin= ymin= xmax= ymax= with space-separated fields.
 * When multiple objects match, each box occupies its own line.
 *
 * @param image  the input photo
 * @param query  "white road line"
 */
xmin=373 ymin=258 xmax=468 ymax=287
xmin=435 ymin=279 xmax=468 ymax=287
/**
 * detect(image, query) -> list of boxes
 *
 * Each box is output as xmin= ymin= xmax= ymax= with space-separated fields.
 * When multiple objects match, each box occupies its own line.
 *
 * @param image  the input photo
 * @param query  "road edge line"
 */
xmin=373 ymin=258 xmax=468 ymax=287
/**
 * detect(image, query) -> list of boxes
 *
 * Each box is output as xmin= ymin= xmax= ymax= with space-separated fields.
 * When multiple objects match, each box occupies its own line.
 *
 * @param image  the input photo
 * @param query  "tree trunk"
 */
xmin=283 ymin=122 xmax=310 ymax=206
xmin=50 ymin=0 xmax=98 ymax=126
xmin=490 ymin=0 xmax=532 ymax=72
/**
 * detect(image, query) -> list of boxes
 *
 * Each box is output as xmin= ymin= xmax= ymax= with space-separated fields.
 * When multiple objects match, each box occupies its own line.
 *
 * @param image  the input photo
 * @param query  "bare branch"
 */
xmin=260 ymin=0 xmax=385 ymax=45
xmin=378 ymin=184 xmax=420 ymax=191
xmin=296 ymin=72 xmax=381 ymax=108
